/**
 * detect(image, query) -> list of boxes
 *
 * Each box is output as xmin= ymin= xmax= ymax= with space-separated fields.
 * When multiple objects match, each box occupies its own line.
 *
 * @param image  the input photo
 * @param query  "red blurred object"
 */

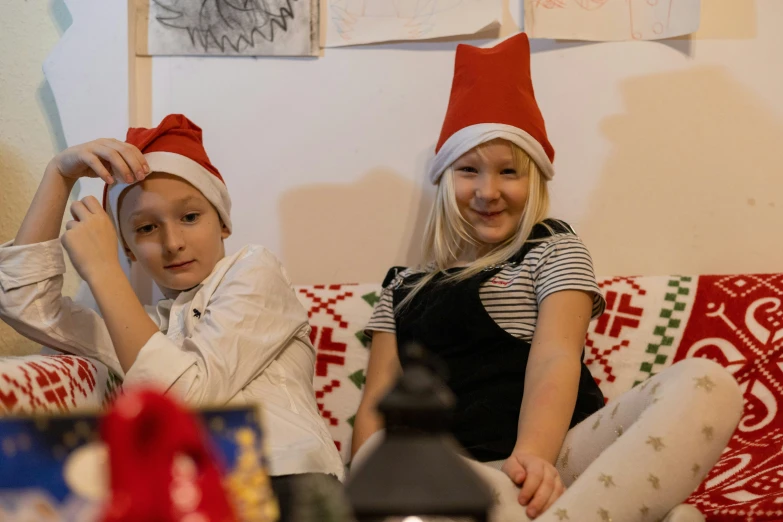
xmin=100 ymin=388 xmax=238 ymax=522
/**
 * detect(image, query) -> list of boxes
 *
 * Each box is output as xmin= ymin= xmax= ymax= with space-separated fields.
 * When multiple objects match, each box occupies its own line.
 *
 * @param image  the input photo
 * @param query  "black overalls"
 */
xmin=386 ymin=219 xmax=605 ymax=462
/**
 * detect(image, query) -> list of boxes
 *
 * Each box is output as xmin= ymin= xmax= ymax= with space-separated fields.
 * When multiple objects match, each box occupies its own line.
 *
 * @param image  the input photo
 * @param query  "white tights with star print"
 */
xmin=468 ymin=357 xmax=743 ymax=522
xmin=352 ymin=357 xmax=743 ymax=522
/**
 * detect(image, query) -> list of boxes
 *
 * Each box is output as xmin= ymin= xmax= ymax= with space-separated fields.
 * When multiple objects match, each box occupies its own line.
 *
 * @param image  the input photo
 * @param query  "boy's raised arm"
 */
xmin=15 ymin=139 xmax=147 ymax=246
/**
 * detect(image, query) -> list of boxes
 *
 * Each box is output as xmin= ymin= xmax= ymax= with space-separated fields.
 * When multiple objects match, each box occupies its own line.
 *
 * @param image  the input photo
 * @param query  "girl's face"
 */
xmin=452 ymin=140 xmax=530 ymax=251
xmin=118 ymin=174 xmax=230 ymax=292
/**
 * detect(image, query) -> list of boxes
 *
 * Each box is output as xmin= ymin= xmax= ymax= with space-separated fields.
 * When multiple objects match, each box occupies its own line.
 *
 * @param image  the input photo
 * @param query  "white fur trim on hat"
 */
xmin=105 ymin=151 xmax=232 ymax=238
xmin=428 ymin=123 xmax=555 ymax=184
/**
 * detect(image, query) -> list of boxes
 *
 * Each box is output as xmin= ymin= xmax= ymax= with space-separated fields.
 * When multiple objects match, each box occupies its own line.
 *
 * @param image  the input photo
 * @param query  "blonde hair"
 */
xmin=397 ymin=140 xmax=551 ymax=311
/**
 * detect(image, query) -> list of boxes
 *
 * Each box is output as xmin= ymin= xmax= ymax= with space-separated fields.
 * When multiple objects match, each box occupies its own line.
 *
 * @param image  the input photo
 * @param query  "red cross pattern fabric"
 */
xmin=584 ymin=275 xmax=698 ymax=402
xmin=0 ymin=354 xmax=118 ymax=414
xmin=671 ymin=274 xmax=783 ymax=521
xmin=294 ymin=283 xmax=376 ymax=462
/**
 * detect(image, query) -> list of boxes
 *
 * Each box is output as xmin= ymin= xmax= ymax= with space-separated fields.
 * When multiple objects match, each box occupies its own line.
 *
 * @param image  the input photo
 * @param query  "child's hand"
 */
xmin=501 ymin=450 xmax=565 ymax=518
xmin=52 ymin=138 xmax=149 ymax=185
xmin=61 ymin=196 xmax=123 ymax=284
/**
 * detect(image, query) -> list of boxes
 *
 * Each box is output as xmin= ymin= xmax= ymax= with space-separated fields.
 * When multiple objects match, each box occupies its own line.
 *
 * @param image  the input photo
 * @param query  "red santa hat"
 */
xmin=103 ymin=114 xmax=232 ymax=235
xmin=429 ymin=33 xmax=555 ymax=184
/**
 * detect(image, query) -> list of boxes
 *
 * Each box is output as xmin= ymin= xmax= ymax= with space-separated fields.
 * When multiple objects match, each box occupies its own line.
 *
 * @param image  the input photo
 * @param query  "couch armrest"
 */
xmin=0 ymin=354 xmax=120 ymax=414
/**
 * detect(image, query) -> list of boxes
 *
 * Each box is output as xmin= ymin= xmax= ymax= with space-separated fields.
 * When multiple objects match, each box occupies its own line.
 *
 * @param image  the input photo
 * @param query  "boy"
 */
xmin=0 ymin=114 xmax=345 ymax=489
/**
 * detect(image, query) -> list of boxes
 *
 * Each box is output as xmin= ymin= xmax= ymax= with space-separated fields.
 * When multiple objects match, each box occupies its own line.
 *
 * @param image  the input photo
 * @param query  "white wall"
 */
xmin=58 ymin=0 xmax=783 ymax=288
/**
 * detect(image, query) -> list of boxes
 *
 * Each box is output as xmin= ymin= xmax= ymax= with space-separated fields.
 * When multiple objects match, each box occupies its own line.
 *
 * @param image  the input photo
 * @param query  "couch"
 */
xmin=1 ymin=273 xmax=781 ymax=521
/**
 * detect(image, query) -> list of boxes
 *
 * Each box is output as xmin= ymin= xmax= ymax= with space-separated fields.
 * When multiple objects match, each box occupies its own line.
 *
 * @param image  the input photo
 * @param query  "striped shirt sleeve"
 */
xmin=365 ymin=285 xmax=396 ymax=335
xmin=365 ymin=268 xmax=417 ymax=335
xmin=532 ymin=235 xmax=606 ymax=319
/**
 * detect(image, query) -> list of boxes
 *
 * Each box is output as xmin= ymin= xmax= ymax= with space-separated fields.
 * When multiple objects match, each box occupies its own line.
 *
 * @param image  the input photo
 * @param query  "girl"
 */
xmin=0 ymin=115 xmax=345 ymax=497
xmin=351 ymin=34 xmax=743 ymax=522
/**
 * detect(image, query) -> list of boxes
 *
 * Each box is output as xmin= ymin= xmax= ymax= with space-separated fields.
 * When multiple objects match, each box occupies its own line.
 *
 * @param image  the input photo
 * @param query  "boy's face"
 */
xmin=118 ymin=174 xmax=230 ymax=292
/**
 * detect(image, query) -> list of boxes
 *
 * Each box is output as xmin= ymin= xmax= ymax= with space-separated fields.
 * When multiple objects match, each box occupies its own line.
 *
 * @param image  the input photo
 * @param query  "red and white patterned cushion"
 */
xmin=295 ymin=284 xmax=375 ymax=459
xmin=0 ymin=354 xmax=118 ymax=414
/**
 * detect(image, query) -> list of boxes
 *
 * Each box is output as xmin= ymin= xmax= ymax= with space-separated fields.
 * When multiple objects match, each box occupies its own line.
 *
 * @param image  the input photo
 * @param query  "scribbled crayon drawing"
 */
xmin=146 ymin=0 xmax=317 ymax=56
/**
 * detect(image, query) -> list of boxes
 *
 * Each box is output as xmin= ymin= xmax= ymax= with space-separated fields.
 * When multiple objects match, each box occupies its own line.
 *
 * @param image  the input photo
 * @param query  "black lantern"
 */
xmin=346 ymin=344 xmax=493 ymax=522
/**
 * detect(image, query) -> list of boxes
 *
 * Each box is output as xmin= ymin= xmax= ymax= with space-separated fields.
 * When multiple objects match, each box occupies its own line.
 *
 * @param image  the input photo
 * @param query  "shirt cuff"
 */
xmin=0 ymin=239 xmax=66 ymax=291
xmin=123 ymin=331 xmax=198 ymax=391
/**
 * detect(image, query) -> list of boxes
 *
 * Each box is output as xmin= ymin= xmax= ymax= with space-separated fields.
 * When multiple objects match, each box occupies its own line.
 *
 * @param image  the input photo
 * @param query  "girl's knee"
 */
xmin=665 ymin=357 xmax=744 ymax=422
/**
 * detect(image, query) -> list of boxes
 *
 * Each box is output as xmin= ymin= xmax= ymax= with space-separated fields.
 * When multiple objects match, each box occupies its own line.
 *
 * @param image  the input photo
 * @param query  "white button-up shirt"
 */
xmin=0 ymin=240 xmax=344 ymax=480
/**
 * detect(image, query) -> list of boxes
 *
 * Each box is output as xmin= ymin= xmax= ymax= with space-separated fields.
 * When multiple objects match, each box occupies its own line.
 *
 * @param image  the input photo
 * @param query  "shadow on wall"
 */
xmin=50 ymin=0 xmax=73 ymax=34
xmin=279 ymin=169 xmax=436 ymax=285
xmin=38 ymin=0 xmax=72 ymax=153
xmin=36 ymin=80 xmax=68 ymax=152
xmin=581 ymin=66 xmax=782 ymax=277
xmin=37 ymin=78 xmax=68 ymax=153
